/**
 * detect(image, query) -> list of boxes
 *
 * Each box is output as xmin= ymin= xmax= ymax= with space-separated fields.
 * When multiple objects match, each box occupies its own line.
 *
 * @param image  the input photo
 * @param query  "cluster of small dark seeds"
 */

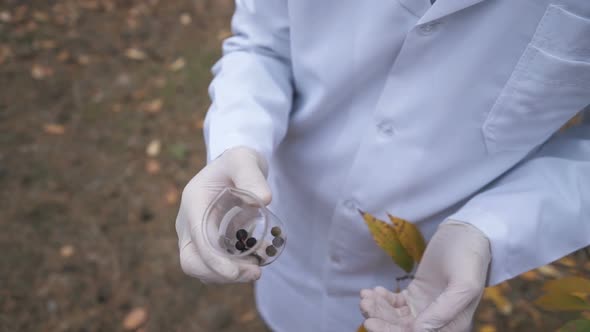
xmin=272 ymin=236 xmax=284 ymax=248
xmin=235 ymin=229 xmax=257 ymax=253
xmin=265 ymin=226 xmax=284 ymax=257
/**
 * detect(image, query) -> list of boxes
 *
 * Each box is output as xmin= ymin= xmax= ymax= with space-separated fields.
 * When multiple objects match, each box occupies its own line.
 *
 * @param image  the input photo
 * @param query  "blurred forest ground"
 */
xmin=0 ymin=1 xmax=588 ymax=331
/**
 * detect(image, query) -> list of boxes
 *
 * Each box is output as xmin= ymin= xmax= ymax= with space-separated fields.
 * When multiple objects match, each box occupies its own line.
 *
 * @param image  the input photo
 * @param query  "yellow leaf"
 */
xmin=538 ymin=265 xmax=563 ymax=278
xmin=558 ymin=319 xmax=590 ymax=332
xmin=557 ymin=256 xmax=578 ymax=268
xmin=478 ymin=324 xmax=497 ymax=332
xmin=357 ymin=325 xmax=368 ymax=332
xmin=359 ymin=211 xmax=414 ymax=273
xmin=519 ymin=270 xmax=540 ymax=281
xmin=542 ymin=277 xmax=590 ymax=295
xmin=483 ymin=286 xmax=512 ymax=315
xmin=387 ymin=213 xmax=426 ymax=263
xmin=535 ymin=292 xmax=590 ymax=312
xmin=560 ymin=112 xmax=584 ymax=132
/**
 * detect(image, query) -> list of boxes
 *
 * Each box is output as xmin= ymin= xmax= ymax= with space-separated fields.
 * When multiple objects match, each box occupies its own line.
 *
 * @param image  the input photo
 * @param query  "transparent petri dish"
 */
xmin=202 ymin=187 xmax=287 ymax=266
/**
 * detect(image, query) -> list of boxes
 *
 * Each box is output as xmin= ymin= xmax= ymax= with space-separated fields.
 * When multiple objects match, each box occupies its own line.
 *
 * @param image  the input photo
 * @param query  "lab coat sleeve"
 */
xmin=448 ymin=109 xmax=590 ymax=285
xmin=204 ymin=0 xmax=293 ymax=162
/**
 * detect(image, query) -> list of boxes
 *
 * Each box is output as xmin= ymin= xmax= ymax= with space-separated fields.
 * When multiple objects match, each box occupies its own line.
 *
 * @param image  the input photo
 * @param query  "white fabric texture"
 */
xmin=203 ymin=0 xmax=590 ymax=330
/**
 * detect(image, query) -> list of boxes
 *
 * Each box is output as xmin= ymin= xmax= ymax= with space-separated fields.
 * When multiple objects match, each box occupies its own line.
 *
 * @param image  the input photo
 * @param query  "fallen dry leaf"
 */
xmin=125 ymin=47 xmax=147 ymax=61
xmin=132 ymin=89 xmax=147 ymax=101
xmin=56 ymin=50 xmax=70 ymax=62
xmin=520 ymin=270 xmax=540 ymax=281
xmin=146 ymin=139 xmax=161 ymax=157
xmin=0 ymin=45 xmax=12 ymax=64
xmin=152 ymin=76 xmax=167 ymax=88
xmin=217 ymin=28 xmax=232 ymax=41
xmin=238 ymin=309 xmax=257 ymax=323
xmin=478 ymin=324 xmax=496 ymax=332
xmin=60 ymin=245 xmax=74 ymax=258
xmin=515 ymin=299 xmax=542 ymax=327
xmin=483 ymin=286 xmax=512 ymax=315
xmin=168 ymin=57 xmax=185 ymax=71
xmin=557 ymin=257 xmax=578 ymax=268
xmin=196 ymin=118 xmax=205 ymax=129
xmin=0 ymin=11 xmax=11 ymax=23
xmin=141 ymin=99 xmax=163 ymax=113
xmin=77 ymin=54 xmax=91 ymax=65
xmin=145 ymin=160 xmax=160 ymax=174
xmin=165 ymin=187 xmax=180 ymax=205
xmin=538 ymin=265 xmax=563 ymax=278
xmin=111 ymin=103 xmax=123 ymax=113
xmin=31 ymin=64 xmax=54 ymax=80
xmin=32 ymin=11 xmax=49 ymax=22
xmin=123 ymin=307 xmax=148 ymax=330
xmin=43 ymin=123 xmax=65 ymax=135
xmin=36 ymin=39 xmax=57 ymax=50
xmin=179 ymin=13 xmax=192 ymax=25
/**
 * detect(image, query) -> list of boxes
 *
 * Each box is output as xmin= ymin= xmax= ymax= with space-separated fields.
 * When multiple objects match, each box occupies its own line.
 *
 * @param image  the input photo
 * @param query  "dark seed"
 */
xmin=235 ymin=241 xmax=246 ymax=251
xmin=272 ymin=236 xmax=284 ymax=248
xmin=271 ymin=226 xmax=282 ymax=237
xmin=245 ymin=237 xmax=257 ymax=248
xmin=236 ymin=229 xmax=248 ymax=241
xmin=265 ymin=245 xmax=277 ymax=257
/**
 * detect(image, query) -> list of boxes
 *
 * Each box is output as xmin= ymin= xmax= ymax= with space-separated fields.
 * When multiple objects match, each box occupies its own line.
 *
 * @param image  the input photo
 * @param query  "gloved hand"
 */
xmin=360 ymin=220 xmax=491 ymax=332
xmin=175 ymin=146 xmax=272 ymax=284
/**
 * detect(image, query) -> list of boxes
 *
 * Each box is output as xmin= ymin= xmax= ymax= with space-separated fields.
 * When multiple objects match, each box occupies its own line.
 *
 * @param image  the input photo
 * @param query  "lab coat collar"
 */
xmin=417 ymin=0 xmax=488 ymax=25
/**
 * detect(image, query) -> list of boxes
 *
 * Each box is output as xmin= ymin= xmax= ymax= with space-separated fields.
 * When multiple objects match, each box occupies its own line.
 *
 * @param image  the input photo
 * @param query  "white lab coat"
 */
xmin=204 ymin=0 xmax=590 ymax=330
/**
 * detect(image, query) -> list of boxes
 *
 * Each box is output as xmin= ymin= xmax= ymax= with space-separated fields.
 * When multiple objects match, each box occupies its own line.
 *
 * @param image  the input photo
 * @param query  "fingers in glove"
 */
xmin=360 ymin=289 xmax=412 ymax=321
xmin=364 ymin=318 xmax=411 ymax=332
xmin=219 ymin=147 xmax=272 ymax=205
xmin=374 ymin=286 xmax=408 ymax=309
xmin=412 ymin=281 xmax=484 ymax=331
xmin=180 ymin=242 xmax=261 ymax=283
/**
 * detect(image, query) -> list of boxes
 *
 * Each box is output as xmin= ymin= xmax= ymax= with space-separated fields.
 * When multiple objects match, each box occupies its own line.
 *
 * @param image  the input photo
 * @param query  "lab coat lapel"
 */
xmin=417 ymin=0 xmax=489 ymax=25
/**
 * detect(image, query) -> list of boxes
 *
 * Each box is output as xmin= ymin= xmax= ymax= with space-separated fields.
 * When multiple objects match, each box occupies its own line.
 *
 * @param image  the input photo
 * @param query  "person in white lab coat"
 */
xmin=176 ymin=0 xmax=590 ymax=331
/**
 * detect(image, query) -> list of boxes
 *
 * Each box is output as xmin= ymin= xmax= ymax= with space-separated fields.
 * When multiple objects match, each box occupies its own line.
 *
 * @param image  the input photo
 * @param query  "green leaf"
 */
xmin=558 ymin=319 xmax=590 ymax=332
xmin=388 ymin=213 xmax=426 ymax=263
xmin=535 ymin=292 xmax=590 ymax=312
xmin=359 ymin=211 xmax=414 ymax=273
xmin=543 ymin=277 xmax=590 ymax=295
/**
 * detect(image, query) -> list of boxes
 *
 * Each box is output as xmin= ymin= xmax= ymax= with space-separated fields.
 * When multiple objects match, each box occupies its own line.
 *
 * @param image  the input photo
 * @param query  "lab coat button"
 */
xmin=343 ymin=199 xmax=356 ymax=210
xmin=418 ymin=21 xmax=441 ymax=35
xmin=377 ymin=121 xmax=395 ymax=137
xmin=330 ymin=253 xmax=341 ymax=264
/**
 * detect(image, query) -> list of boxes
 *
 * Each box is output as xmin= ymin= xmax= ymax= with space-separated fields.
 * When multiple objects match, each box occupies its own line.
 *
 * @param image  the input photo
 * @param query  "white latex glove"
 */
xmin=360 ymin=221 xmax=491 ymax=332
xmin=175 ymin=146 xmax=271 ymax=284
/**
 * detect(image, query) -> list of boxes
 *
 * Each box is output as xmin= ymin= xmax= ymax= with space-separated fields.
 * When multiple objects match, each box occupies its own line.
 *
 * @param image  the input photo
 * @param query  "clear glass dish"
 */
xmin=202 ymin=187 xmax=287 ymax=266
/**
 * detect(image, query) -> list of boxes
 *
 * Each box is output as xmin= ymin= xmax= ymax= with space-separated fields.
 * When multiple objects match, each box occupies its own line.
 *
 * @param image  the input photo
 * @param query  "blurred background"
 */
xmin=0 ymin=1 xmax=588 ymax=331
